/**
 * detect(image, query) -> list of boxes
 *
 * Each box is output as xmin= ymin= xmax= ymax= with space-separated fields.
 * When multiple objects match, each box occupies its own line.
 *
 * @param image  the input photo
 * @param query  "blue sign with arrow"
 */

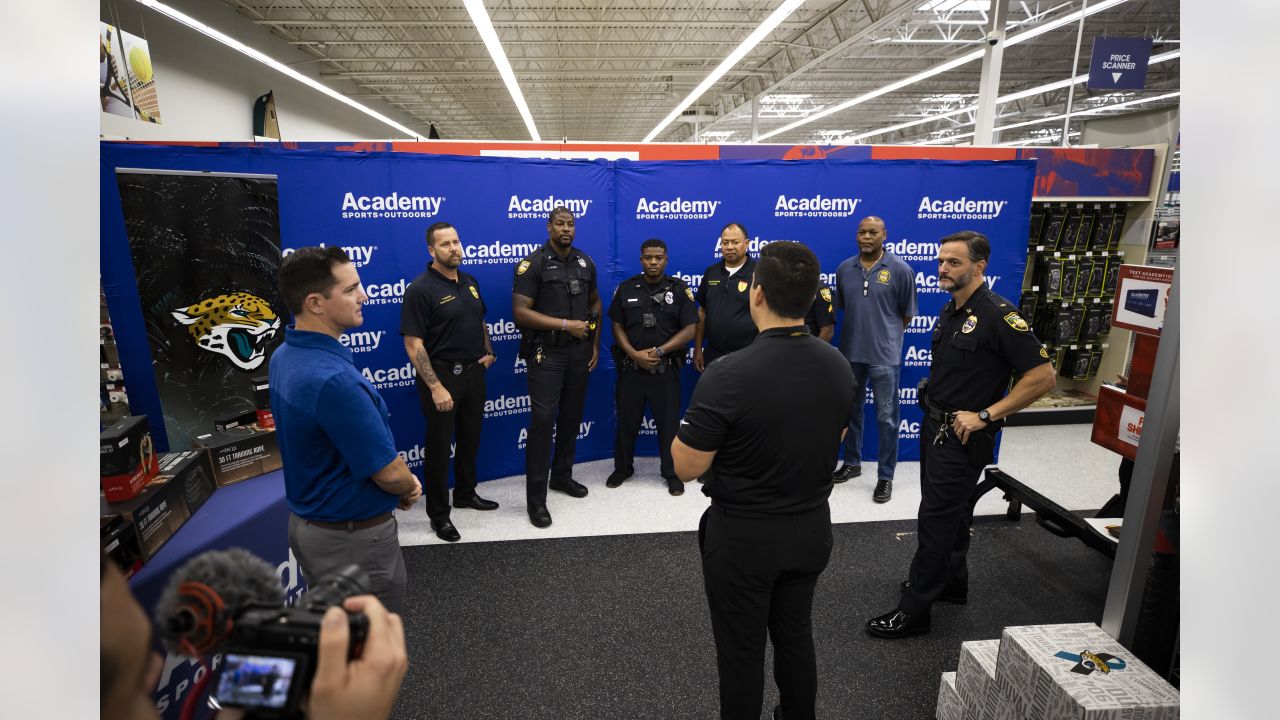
xmin=1088 ymin=37 xmax=1152 ymax=90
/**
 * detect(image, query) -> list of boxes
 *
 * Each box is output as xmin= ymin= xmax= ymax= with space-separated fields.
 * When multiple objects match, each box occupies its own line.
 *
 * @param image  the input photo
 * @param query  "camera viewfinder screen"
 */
xmin=215 ymin=653 xmax=297 ymax=709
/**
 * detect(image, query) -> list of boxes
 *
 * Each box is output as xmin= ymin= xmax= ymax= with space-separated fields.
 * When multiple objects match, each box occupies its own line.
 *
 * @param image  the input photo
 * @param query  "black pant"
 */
xmin=525 ymin=341 xmax=592 ymax=508
xmin=699 ymin=503 xmax=833 ymax=720
xmin=900 ymin=414 xmax=992 ymax=615
xmin=613 ymin=364 xmax=680 ymax=478
xmin=416 ymin=363 xmax=485 ymax=522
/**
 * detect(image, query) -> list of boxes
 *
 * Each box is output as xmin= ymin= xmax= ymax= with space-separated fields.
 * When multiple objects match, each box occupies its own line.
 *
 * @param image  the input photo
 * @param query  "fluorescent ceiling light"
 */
xmin=757 ymin=0 xmax=1130 ymax=141
xmin=463 ymin=0 xmax=540 ymax=141
xmin=644 ymin=0 xmax=806 ymax=143
xmin=134 ymin=0 xmax=422 ymax=139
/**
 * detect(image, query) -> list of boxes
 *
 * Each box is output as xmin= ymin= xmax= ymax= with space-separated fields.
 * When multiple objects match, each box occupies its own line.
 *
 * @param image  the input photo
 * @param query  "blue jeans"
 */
xmin=843 ymin=363 xmax=900 ymax=481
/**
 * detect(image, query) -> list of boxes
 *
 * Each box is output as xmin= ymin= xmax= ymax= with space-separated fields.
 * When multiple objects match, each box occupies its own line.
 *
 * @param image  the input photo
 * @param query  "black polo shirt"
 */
xmin=400 ymin=265 xmax=488 ymax=362
xmin=804 ymin=285 xmax=835 ymax=336
xmin=696 ymin=257 xmax=757 ymax=354
xmin=927 ymin=283 xmax=1051 ymax=412
xmin=511 ymin=242 xmax=597 ymax=322
xmin=608 ymin=274 xmax=699 ymax=349
xmin=677 ymin=326 xmax=855 ymax=515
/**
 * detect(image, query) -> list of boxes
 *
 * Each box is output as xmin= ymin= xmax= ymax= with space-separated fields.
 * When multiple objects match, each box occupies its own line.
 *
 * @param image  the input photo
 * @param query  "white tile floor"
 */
xmin=396 ymin=423 xmax=1122 ymax=548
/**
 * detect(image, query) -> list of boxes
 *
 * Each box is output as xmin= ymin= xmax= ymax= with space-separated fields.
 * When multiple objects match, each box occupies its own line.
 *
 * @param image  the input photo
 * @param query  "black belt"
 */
xmin=303 ymin=511 xmax=393 ymax=532
xmin=710 ymin=501 xmax=827 ymax=520
xmin=431 ymin=359 xmax=478 ymax=376
xmin=923 ymin=404 xmax=955 ymax=424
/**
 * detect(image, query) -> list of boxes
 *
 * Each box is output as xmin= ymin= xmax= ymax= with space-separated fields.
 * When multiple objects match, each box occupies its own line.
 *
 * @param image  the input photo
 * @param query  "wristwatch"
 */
xmin=654 ymin=347 xmax=665 ymax=358
xmin=978 ymin=409 xmax=992 ymax=423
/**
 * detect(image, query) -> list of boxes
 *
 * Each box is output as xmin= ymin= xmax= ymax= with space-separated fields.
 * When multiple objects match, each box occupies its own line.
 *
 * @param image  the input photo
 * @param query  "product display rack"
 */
xmin=101 ymin=282 xmax=131 ymax=426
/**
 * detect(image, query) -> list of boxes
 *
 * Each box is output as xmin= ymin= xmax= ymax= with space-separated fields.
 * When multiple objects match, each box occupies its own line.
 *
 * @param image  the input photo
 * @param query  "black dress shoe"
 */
xmin=865 ymin=608 xmax=930 ymax=639
xmin=873 ymin=478 xmax=893 ymax=503
xmin=832 ymin=463 xmax=862 ymax=483
xmin=528 ymin=505 xmax=552 ymax=528
xmin=453 ymin=495 xmax=499 ymax=510
xmin=606 ymin=469 xmax=632 ymax=488
xmin=430 ymin=519 xmax=461 ymax=542
xmin=549 ymin=478 xmax=589 ymax=498
xmin=666 ymin=477 xmax=684 ymax=496
xmin=900 ymin=580 xmax=967 ymax=605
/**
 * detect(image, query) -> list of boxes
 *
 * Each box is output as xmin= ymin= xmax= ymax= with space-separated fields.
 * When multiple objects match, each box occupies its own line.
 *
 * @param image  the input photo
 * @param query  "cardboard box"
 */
xmin=994 ymin=623 xmax=1179 ymax=720
xmin=100 ymin=514 xmax=144 ymax=578
xmin=937 ymin=671 xmax=964 ymax=720
xmin=192 ymin=426 xmax=282 ymax=487
xmin=101 ymin=476 xmax=192 ymax=564
xmin=214 ymin=408 xmax=258 ymax=432
xmin=100 ymin=415 xmax=159 ymax=502
xmin=957 ymin=639 xmax=1001 ymax=720
xmin=156 ymin=450 xmax=218 ymax=515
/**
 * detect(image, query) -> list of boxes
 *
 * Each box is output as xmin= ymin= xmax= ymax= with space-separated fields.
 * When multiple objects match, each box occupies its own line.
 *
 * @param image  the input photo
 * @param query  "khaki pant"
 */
xmin=288 ymin=513 xmax=407 ymax=614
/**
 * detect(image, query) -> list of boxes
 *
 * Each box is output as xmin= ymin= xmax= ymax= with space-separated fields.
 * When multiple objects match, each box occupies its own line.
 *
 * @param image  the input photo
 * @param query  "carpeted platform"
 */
xmin=392 ymin=514 xmax=1111 ymax=720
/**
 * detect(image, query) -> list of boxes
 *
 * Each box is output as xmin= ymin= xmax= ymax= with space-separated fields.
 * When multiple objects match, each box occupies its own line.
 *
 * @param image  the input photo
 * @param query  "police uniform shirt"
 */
xmin=512 ymin=242 xmax=597 ymax=321
xmin=927 ymin=283 xmax=1051 ymax=412
xmin=400 ymin=266 xmax=488 ymax=361
xmin=677 ymin=327 xmax=855 ymax=515
xmin=608 ymin=274 xmax=699 ymax=349
xmin=804 ymin=286 xmax=835 ymax=336
xmin=696 ymin=257 xmax=758 ymax=353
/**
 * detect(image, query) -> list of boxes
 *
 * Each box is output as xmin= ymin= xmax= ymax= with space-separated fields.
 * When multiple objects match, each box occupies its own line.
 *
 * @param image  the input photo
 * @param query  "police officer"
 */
xmin=693 ymin=222 xmax=757 ymax=371
xmin=512 ymin=206 xmax=602 ymax=529
xmin=673 ymin=242 xmax=855 ymax=720
xmin=804 ymin=284 xmax=835 ymax=342
xmin=401 ymin=222 xmax=498 ymax=543
xmin=865 ymin=230 xmax=1055 ymax=639
xmin=606 ymin=238 xmax=699 ymax=496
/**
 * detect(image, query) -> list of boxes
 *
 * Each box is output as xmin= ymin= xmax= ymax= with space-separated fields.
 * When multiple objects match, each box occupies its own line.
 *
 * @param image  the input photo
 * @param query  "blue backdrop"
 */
xmin=102 ymin=144 xmax=1033 ymax=478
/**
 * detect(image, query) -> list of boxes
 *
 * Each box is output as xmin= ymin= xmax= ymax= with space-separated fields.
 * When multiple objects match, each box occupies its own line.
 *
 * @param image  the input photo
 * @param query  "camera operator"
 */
xmin=101 ymin=556 xmax=408 ymax=720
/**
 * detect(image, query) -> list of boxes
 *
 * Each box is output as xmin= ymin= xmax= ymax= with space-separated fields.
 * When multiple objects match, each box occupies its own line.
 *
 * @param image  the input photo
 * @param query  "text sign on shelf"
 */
xmin=1111 ymin=264 xmax=1174 ymax=336
xmin=1088 ymin=37 xmax=1152 ymax=90
xmin=1119 ymin=405 xmax=1144 ymax=447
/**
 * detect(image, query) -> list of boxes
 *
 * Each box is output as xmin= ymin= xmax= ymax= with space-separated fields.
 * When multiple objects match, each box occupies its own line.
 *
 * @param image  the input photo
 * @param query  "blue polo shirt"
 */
xmin=268 ymin=326 xmax=400 ymax=522
xmin=833 ymin=251 xmax=918 ymax=365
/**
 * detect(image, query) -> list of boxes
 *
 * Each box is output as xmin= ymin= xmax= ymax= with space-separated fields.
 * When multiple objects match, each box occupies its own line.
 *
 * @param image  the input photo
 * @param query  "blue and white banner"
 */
xmin=103 ymin=145 xmax=1033 ymax=475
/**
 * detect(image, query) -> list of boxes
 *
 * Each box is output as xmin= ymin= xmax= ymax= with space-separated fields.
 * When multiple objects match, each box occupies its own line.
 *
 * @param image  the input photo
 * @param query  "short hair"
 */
xmin=720 ymin=222 xmax=749 ymax=239
xmin=640 ymin=238 xmax=667 ymax=253
xmin=547 ymin=206 xmax=574 ymax=223
xmin=752 ymin=241 xmax=820 ymax=319
xmin=425 ymin=221 xmax=454 ymax=247
xmin=939 ymin=230 xmax=991 ymax=263
xmin=278 ymin=246 xmax=350 ymax=315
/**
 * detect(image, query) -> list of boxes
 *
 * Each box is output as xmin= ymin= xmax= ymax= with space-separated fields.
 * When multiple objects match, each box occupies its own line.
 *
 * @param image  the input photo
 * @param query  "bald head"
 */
xmin=857 ymin=216 xmax=887 ymax=260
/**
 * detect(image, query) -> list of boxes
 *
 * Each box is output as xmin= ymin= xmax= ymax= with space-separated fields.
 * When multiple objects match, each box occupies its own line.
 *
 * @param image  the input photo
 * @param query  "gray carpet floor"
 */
xmin=391 ymin=513 xmax=1112 ymax=720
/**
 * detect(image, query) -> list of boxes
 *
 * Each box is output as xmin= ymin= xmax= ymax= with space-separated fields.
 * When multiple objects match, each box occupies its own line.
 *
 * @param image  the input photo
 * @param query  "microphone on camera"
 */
xmin=153 ymin=548 xmax=285 ymax=656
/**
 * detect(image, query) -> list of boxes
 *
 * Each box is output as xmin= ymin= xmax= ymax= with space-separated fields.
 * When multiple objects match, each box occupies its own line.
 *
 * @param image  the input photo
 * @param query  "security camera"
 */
xmin=985 ymin=31 xmax=1001 ymax=46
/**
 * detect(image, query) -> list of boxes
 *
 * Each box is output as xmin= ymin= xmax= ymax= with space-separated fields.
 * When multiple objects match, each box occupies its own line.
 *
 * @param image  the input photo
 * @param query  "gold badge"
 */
xmin=961 ymin=315 xmax=978 ymax=334
xmin=1003 ymin=312 xmax=1030 ymax=331
xmin=877 ymin=269 xmax=890 ymax=284
xmin=684 ymin=286 xmax=695 ymax=302
xmin=1040 ymin=347 xmax=1050 ymax=359
xmin=737 ymin=280 xmax=748 ymax=293
xmin=819 ymin=287 xmax=832 ymax=302
xmin=517 ymin=260 xmax=530 ymax=275
xmin=469 ymin=285 xmax=479 ymax=300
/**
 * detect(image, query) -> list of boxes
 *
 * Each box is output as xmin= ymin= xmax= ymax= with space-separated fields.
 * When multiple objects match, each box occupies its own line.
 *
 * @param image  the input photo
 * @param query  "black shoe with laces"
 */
xmin=832 ymin=463 xmax=862 ymax=483
xmin=873 ymin=478 xmax=893 ymax=503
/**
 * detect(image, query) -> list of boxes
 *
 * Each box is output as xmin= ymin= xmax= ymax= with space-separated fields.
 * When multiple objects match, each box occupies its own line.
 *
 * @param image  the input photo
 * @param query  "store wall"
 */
xmin=99 ymin=0 xmax=421 ymax=141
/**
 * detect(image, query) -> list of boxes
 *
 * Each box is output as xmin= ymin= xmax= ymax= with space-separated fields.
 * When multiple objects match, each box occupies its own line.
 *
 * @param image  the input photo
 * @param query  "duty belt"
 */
xmin=432 ymin=358 xmax=478 ymax=376
xmin=920 ymin=393 xmax=956 ymax=424
xmin=620 ymin=355 xmax=679 ymax=374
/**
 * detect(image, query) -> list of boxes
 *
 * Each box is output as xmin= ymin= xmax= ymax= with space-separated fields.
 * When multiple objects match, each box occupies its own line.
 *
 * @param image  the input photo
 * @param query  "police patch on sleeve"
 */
xmin=517 ymin=260 xmax=531 ymax=275
xmin=685 ymin=286 xmax=695 ymax=302
xmin=1003 ymin=312 xmax=1030 ymax=331
xmin=1040 ymin=347 xmax=1050 ymax=359
xmin=819 ymin=287 xmax=832 ymax=302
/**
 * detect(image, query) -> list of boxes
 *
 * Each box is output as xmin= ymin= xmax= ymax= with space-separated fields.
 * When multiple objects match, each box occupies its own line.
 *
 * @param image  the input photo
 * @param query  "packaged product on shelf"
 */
xmin=1103 ymin=262 xmax=1121 ymax=296
xmin=100 ymin=415 xmax=159 ymax=502
xmin=1028 ymin=207 xmax=1046 ymax=247
xmin=192 ymin=426 xmax=282 ymax=487
xmin=252 ymin=374 xmax=275 ymax=429
xmin=1085 ymin=258 xmax=1107 ymax=297
xmin=1058 ymin=209 xmax=1082 ymax=254
xmin=1053 ymin=306 xmax=1079 ymax=345
xmin=101 ymin=514 xmax=144 ymax=577
xmin=1019 ymin=294 xmax=1038 ymax=323
xmin=1070 ymin=207 xmax=1097 ymax=252
xmin=1098 ymin=302 xmax=1113 ymax=336
xmin=1042 ymin=258 xmax=1065 ymax=300
xmin=1059 ymin=259 xmax=1079 ymax=302
xmin=1081 ymin=305 xmax=1107 ymax=342
xmin=213 ymin=407 xmax=258 ymax=432
xmin=1087 ymin=349 xmax=1104 ymax=379
xmin=1089 ymin=208 xmax=1118 ymax=250
xmin=1040 ymin=208 xmax=1065 ymax=251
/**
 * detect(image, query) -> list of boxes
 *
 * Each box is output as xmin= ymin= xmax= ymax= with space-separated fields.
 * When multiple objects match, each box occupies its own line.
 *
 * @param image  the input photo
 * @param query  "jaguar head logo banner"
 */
xmin=172 ymin=292 xmax=281 ymax=371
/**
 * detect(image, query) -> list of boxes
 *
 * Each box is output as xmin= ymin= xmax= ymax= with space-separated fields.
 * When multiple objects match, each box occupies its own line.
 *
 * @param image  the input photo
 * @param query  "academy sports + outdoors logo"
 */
xmin=464 ymin=241 xmax=543 ymax=265
xmin=914 ymin=273 xmax=1002 ymax=295
xmin=906 ymin=315 xmax=938 ymax=335
xmin=338 ymin=330 xmax=384 ymax=353
xmin=485 ymin=394 xmax=532 ymax=418
xmin=903 ymin=345 xmax=932 ymax=367
xmin=507 ymin=195 xmax=592 ymax=219
xmin=773 ymin=194 xmax=860 ymax=218
xmin=283 ymin=243 xmax=377 ymax=268
xmin=884 ymin=239 xmax=939 ymax=263
xmin=714 ymin=235 xmax=776 ymax=258
xmin=635 ymin=197 xmax=721 ymax=220
xmin=917 ymin=196 xmax=1007 ymax=221
xmin=362 ymin=278 xmax=410 ymax=306
xmin=341 ymin=192 xmax=444 ymax=220
xmin=361 ymin=362 xmax=415 ymax=390
xmin=487 ymin=317 xmax=521 ymax=343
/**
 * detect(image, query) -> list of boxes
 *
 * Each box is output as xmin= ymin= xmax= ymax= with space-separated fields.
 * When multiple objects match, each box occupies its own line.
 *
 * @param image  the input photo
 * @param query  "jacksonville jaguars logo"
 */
xmin=172 ymin=292 xmax=281 ymax=371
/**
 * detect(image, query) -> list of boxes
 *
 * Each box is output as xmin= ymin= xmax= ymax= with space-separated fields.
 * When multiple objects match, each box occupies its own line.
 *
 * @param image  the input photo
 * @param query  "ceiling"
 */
xmin=223 ymin=0 xmax=1179 ymax=146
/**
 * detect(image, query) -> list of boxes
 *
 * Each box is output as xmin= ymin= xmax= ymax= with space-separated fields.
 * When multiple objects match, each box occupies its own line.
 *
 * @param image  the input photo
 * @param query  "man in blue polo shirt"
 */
xmin=832 ymin=216 xmax=918 ymax=503
xmin=270 ymin=246 xmax=422 ymax=613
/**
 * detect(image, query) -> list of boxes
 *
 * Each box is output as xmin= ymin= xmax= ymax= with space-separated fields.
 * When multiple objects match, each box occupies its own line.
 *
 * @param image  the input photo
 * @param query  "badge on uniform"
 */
xmin=1003 ymin=312 xmax=1030 ymax=331
xmin=578 ymin=257 xmax=587 ymax=267
xmin=517 ymin=260 xmax=530 ymax=275
xmin=962 ymin=315 xmax=978 ymax=334
xmin=469 ymin=285 xmax=479 ymax=299
xmin=737 ymin=280 xmax=748 ymax=292
xmin=1040 ymin=347 xmax=1050 ymax=359
xmin=685 ymin=286 xmax=695 ymax=301
xmin=819 ymin=287 xmax=832 ymax=302
xmin=877 ymin=269 xmax=890 ymax=284
xmin=664 ymin=291 xmax=673 ymax=305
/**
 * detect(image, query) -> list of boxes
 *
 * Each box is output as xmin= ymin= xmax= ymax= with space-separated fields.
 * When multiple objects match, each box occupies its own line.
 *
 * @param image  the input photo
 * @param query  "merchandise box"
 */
xmin=100 ymin=474 xmax=196 ymax=565
xmin=1028 ymin=208 xmax=1046 ymax=247
xmin=101 ymin=514 xmax=144 ymax=578
xmin=936 ymin=671 xmax=963 ymax=720
xmin=156 ymin=450 xmax=218 ymax=516
xmin=957 ymin=639 xmax=1000 ymax=720
xmin=1043 ymin=258 xmax=1065 ymax=299
xmin=1087 ymin=349 xmax=1103 ymax=379
xmin=1053 ymin=306 xmax=1079 ymax=345
xmin=1102 ymin=263 xmax=1120 ymax=296
xmin=1019 ymin=294 xmax=1038 ymax=324
xmin=192 ymin=426 xmax=282 ymax=487
xmin=994 ymin=623 xmax=1179 ymax=720
xmin=1085 ymin=258 xmax=1107 ymax=297
xmin=251 ymin=374 xmax=275 ymax=429
xmin=1072 ymin=209 xmax=1097 ymax=253
xmin=1089 ymin=209 xmax=1118 ymax=250
xmin=1059 ymin=260 xmax=1079 ymax=302
xmin=214 ymin=407 xmax=258 ymax=432
xmin=1058 ymin=210 xmax=1082 ymax=253
xmin=1041 ymin=210 xmax=1065 ymax=250
xmin=100 ymin=415 xmax=159 ymax=503
xmin=1092 ymin=384 xmax=1147 ymax=460
xmin=1081 ymin=305 xmax=1106 ymax=342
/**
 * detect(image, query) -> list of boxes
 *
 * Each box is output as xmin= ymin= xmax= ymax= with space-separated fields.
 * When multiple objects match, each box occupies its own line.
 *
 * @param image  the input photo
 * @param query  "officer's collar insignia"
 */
xmin=1003 ymin=312 xmax=1030 ymax=331
xmin=737 ymin=280 xmax=748 ymax=293
xmin=819 ymin=287 xmax=832 ymax=302
xmin=469 ymin=285 xmax=479 ymax=299
xmin=961 ymin=315 xmax=978 ymax=334
xmin=517 ymin=260 xmax=531 ymax=275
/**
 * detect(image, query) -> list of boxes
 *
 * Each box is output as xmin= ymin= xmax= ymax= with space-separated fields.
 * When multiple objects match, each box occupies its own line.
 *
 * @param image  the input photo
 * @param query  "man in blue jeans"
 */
xmin=832 ymin=216 xmax=918 ymax=502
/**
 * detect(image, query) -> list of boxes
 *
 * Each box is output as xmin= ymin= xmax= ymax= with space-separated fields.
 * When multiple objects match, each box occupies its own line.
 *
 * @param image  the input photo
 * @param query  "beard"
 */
xmin=940 ymin=269 xmax=972 ymax=292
